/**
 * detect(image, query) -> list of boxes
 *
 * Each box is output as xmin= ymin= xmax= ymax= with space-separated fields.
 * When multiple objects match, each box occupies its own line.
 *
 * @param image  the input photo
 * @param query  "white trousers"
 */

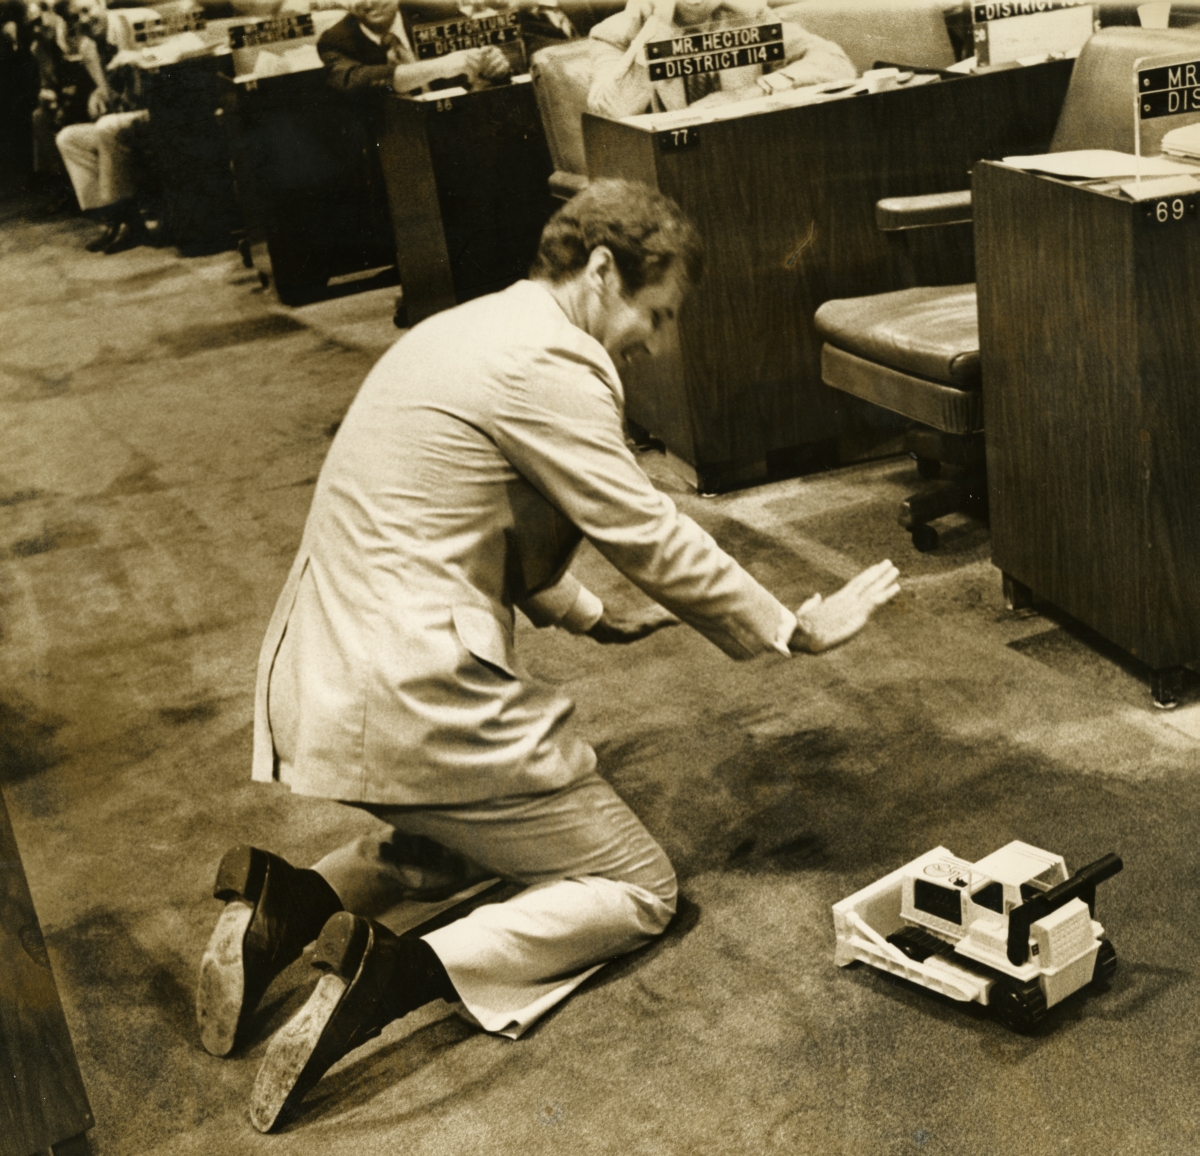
xmin=311 ymin=774 xmax=677 ymax=1039
xmin=55 ymin=110 xmax=148 ymax=212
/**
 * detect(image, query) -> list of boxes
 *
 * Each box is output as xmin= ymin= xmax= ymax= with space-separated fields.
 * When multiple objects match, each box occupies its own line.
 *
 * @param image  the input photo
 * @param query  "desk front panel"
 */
xmin=223 ymin=73 xmax=396 ymax=305
xmin=381 ymin=82 xmax=556 ymax=325
xmin=584 ymin=60 xmax=1074 ymax=491
xmin=977 ymin=162 xmax=1200 ymax=670
xmin=141 ymin=55 xmax=241 ymax=255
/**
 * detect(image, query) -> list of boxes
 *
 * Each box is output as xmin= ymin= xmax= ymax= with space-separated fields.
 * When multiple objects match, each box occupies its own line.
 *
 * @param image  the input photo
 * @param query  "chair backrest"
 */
xmin=771 ymin=0 xmax=955 ymax=75
xmin=529 ymin=37 xmax=599 ymax=179
xmin=1051 ymin=25 xmax=1200 ymax=154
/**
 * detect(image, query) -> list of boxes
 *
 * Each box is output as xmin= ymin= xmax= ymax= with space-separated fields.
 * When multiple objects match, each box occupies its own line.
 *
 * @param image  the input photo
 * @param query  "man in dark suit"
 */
xmin=317 ymin=0 xmax=511 ymax=95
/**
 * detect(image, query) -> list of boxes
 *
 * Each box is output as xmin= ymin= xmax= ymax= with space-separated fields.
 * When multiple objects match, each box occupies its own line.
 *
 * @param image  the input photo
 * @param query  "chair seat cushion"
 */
xmin=821 ymin=344 xmax=983 ymax=434
xmin=814 ymin=285 xmax=980 ymax=388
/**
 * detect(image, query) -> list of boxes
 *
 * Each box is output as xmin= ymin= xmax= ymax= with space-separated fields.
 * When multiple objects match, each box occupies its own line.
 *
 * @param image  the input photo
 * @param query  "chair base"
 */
xmin=897 ymin=426 xmax=986 ymax=552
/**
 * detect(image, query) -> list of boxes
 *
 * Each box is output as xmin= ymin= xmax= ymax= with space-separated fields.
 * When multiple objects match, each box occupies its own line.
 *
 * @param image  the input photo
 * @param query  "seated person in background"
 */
xmin=587 ymin=0 xmax=853 ymax=118
xmin=54 ymin=0 xmax=151 ymax=252
xmin=317 ymin=0 xmax=511 ymax=95
xmin=32 ymin=0 xmax=96 ymax=189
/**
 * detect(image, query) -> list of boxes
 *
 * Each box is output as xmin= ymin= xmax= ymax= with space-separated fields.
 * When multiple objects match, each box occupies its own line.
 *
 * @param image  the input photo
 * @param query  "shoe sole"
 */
xmin=248 ymin=913 xmax=377 ymax=1133
xmin=196 ymin=898 xmax=253 ymax=1057
xmin=248 ymin=972 xmax=349 ymax=1133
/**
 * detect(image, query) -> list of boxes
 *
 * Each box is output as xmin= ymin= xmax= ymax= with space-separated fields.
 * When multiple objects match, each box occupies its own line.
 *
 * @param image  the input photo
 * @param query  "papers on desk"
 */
xmin=1162 ymin=121 xmax=1200 ymax=161
xmin=1118 ymin=173 xmax=1200 ymax=201
xmin=622 ymin=71 xmax=939 ymax=132
xmin=235 ymin=44 xmax=322 ymax=81
xmin=1000 ymin=149 xmax=1200 ymax=179
xmin=133 ymin=31 xmax=212 ymax=67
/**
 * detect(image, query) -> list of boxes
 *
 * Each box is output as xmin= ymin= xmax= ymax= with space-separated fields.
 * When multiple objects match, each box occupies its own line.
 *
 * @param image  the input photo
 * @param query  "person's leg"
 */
xmin=55 ymin=121 xmax=102 ymax=210
xmin=91 ymin=111 xmax=150 ymax=253
xmin=92 ymin=109 xmax=147 ymax=206
xmin=363 ymin=774 xmax=678 ymax=1037
xmin=249 ymin=774 xmax=676 ymax=1130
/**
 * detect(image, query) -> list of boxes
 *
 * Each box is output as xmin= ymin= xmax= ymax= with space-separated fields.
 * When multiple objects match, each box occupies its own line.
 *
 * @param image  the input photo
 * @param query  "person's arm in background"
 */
xmin=78 ymin=34 xmax=114 ymax=116
xmin=586 ymin=0 xmax=672 ymax=118
xmin=390 ymin=43 xmax=508 ymax=93
xmin=772 ymin=18 xmax=854 ymax=85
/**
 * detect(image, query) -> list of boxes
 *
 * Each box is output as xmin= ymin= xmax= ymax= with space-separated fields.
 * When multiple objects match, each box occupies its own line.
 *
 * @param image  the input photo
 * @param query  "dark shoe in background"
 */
xmin=84 ymin=222 xmax=119 ymax=252
xmin=196 ymin=845 xmax=343 ymax=1058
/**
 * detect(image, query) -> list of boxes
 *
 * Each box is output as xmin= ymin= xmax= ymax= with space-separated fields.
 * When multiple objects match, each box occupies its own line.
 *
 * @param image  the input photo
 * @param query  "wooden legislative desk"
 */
xmin=583 ymin=59 xmax=1075 ymax=493
xmin=379 ymin=76 xmax=556 ymax=325
xmin=0 ymin=789 xmax=92 ymax=1156
xmin=221 ymin=70 xmax=397 ymax=306
xmin=976 ymin=161 xmax=1200 ymax=707
xmin=139 ymin=53 xmax=242 ymax=256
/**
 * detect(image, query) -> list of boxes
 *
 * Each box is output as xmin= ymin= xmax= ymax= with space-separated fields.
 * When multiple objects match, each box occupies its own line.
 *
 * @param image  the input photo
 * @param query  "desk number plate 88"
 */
xmin=657 ymin=127 xmax=699 ymax=152
xmin=1144 ymin=195 xmax=1198 ymax=224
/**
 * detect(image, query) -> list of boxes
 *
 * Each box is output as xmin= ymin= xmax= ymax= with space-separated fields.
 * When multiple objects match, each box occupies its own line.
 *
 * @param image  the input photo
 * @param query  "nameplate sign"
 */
xmin=971 ymin=0 xmax=1088 ymax=20
xmin=646 ymin=24 xmax=783 ymax=82
xmin=971 ymin=0 xmax=1093 ymax=68
xmin=228 ymin=14 xmax=314 ymax=51
xmin=1138 ymin=61 xmax=1200 ymax=119
xmin=412 ymin=12 xmax=520 ymax=59
xmin=131 ymin=11 xmax=206 ymax=45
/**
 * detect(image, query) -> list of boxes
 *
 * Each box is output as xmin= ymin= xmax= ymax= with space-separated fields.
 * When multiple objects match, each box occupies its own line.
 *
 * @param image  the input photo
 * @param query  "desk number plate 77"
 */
xmin=657 ymin=127 xmax=699 ymax=152
xmin=1143 ymin=195 xmax=1198 ymax=224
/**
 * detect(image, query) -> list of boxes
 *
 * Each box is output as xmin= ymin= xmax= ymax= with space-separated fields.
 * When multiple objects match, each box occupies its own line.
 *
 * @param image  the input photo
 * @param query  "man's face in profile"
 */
xmin=357 ymin=0 xmax=399 ymax=34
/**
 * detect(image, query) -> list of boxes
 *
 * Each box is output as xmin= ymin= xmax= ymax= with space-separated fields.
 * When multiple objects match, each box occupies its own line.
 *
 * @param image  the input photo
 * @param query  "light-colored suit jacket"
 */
xmin=252 ymin=279 xmax=792 ymax=805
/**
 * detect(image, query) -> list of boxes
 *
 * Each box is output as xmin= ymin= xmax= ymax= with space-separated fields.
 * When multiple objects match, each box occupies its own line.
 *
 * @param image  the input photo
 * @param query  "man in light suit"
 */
xmin=195 ymin=179 xmax=899 ymax=1132
xmin=587 ymin=0 xmax=854 ymax=118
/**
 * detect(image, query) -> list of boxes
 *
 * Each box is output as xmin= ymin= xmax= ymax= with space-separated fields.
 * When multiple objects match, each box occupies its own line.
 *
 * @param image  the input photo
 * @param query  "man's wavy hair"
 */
xmin=529 ymin=179 xmax=704 ymax=294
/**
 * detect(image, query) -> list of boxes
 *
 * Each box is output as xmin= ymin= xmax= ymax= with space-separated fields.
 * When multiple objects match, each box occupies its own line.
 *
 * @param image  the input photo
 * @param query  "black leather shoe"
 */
xmin=102 ymin=219 xmax=146 ymax=254
xmin=196 ymin=846 xmax=342 ymax=1057
xmin=249 ymin=913 xmax=432 ymax=1132
xmin=84 ymin=223 xmax=118 ymax=252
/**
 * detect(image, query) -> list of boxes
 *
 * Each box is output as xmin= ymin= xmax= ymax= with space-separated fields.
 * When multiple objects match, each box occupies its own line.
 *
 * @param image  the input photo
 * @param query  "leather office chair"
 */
xmin=530 ymin=37 xmax=599 ymax=200
xmin=815 ymin=25 xmax=1200 ymax=552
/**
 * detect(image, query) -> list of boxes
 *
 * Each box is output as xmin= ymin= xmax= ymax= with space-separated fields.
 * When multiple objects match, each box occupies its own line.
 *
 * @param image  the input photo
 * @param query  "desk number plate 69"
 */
xmin=1144 ymin=195 xmax=1198 ymax=224
xmin=657 ymin=127 xmax=699 ymax=152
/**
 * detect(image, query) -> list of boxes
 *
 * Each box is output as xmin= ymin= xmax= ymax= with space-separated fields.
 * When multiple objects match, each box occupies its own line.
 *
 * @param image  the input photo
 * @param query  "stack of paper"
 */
xmin=1162 ymin=122 xmax=1200 ymax=161
xmin=1000 ymin=149 xmax=1200 ymax=179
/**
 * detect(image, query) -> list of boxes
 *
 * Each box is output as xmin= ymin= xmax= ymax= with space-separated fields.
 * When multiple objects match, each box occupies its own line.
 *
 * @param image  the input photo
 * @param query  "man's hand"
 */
xmin=471 ymin=44 xmax=510 ymax=80
xmin=586 ymin=604 xmax=679 ymax=644
xmin=791 ymin=560 xmax=900 ymax=654
xmin=87 ymin=87 xmax=110 ymax=119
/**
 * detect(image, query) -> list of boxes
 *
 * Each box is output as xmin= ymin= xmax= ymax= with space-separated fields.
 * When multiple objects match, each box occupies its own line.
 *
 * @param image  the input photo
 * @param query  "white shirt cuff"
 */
xmin=772 ymin=606 xmax=798 ymax=657
xmin=561 ymin=584 xmax=604 ymax=634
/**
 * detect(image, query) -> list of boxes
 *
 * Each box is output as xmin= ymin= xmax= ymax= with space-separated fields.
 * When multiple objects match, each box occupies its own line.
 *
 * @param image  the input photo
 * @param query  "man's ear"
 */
xmin=584 ymin=245 xmax=618 ymax=292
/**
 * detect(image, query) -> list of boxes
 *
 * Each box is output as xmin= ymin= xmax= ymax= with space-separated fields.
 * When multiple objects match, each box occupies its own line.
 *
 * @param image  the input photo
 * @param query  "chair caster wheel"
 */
xmin=911 ymin=524 xmax=939 ymax=552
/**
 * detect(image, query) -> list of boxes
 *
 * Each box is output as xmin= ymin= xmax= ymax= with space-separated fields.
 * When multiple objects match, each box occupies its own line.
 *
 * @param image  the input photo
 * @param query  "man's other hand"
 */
xmin=791 ymin=560 xmax=900 ymax=653
xmin=586 ymin=604 xmax=679 ymax=644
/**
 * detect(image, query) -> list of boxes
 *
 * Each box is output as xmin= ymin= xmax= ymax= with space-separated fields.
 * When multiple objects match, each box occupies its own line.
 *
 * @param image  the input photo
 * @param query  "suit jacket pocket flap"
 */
xmin=452 ymin=605 xmax=516 ymax=678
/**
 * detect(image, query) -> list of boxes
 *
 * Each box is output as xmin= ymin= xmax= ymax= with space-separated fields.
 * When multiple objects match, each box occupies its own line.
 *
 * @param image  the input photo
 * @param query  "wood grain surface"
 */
xmin=584 ymin=60 xmax=1074 ymax=492
xmin=142 ymin=56 xmax=242 ymax=255
xmin=222 ymin=72 xmax=396 ymax=304
xmin=977 ymin=161 xmax=1200 ymax=670
xmin=0 ymin=789 xmax=93 ymax=1156
xmin=382 ymin=83 xmax=556 ymax=325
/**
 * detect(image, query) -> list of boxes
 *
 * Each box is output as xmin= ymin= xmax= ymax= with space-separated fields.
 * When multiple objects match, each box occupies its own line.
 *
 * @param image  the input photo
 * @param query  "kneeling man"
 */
xmin=196 ymin=179 xmax=899 ymax=1132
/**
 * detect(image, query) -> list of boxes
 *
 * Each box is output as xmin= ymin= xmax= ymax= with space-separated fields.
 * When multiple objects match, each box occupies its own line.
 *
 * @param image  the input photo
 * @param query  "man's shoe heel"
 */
xmin=310 ymin=912 xmax=371 ymax=978
xmin=213 ymin=844 xmax=267 ymax=903
xmin=196 ymin=898 xmax=254 ymax=1056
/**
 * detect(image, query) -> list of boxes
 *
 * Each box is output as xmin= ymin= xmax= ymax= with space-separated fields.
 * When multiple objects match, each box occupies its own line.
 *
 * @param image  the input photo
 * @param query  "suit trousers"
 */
xmin=310 ymin=774 xmax=678 ymax=1039
xmin=56 ymin=110 xmax=148 ymax=211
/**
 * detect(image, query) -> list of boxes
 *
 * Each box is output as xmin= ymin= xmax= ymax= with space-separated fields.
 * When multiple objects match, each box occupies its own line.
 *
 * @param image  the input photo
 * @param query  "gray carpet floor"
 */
xmin=2 ymin=203 xmax=1197 ymax=1156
